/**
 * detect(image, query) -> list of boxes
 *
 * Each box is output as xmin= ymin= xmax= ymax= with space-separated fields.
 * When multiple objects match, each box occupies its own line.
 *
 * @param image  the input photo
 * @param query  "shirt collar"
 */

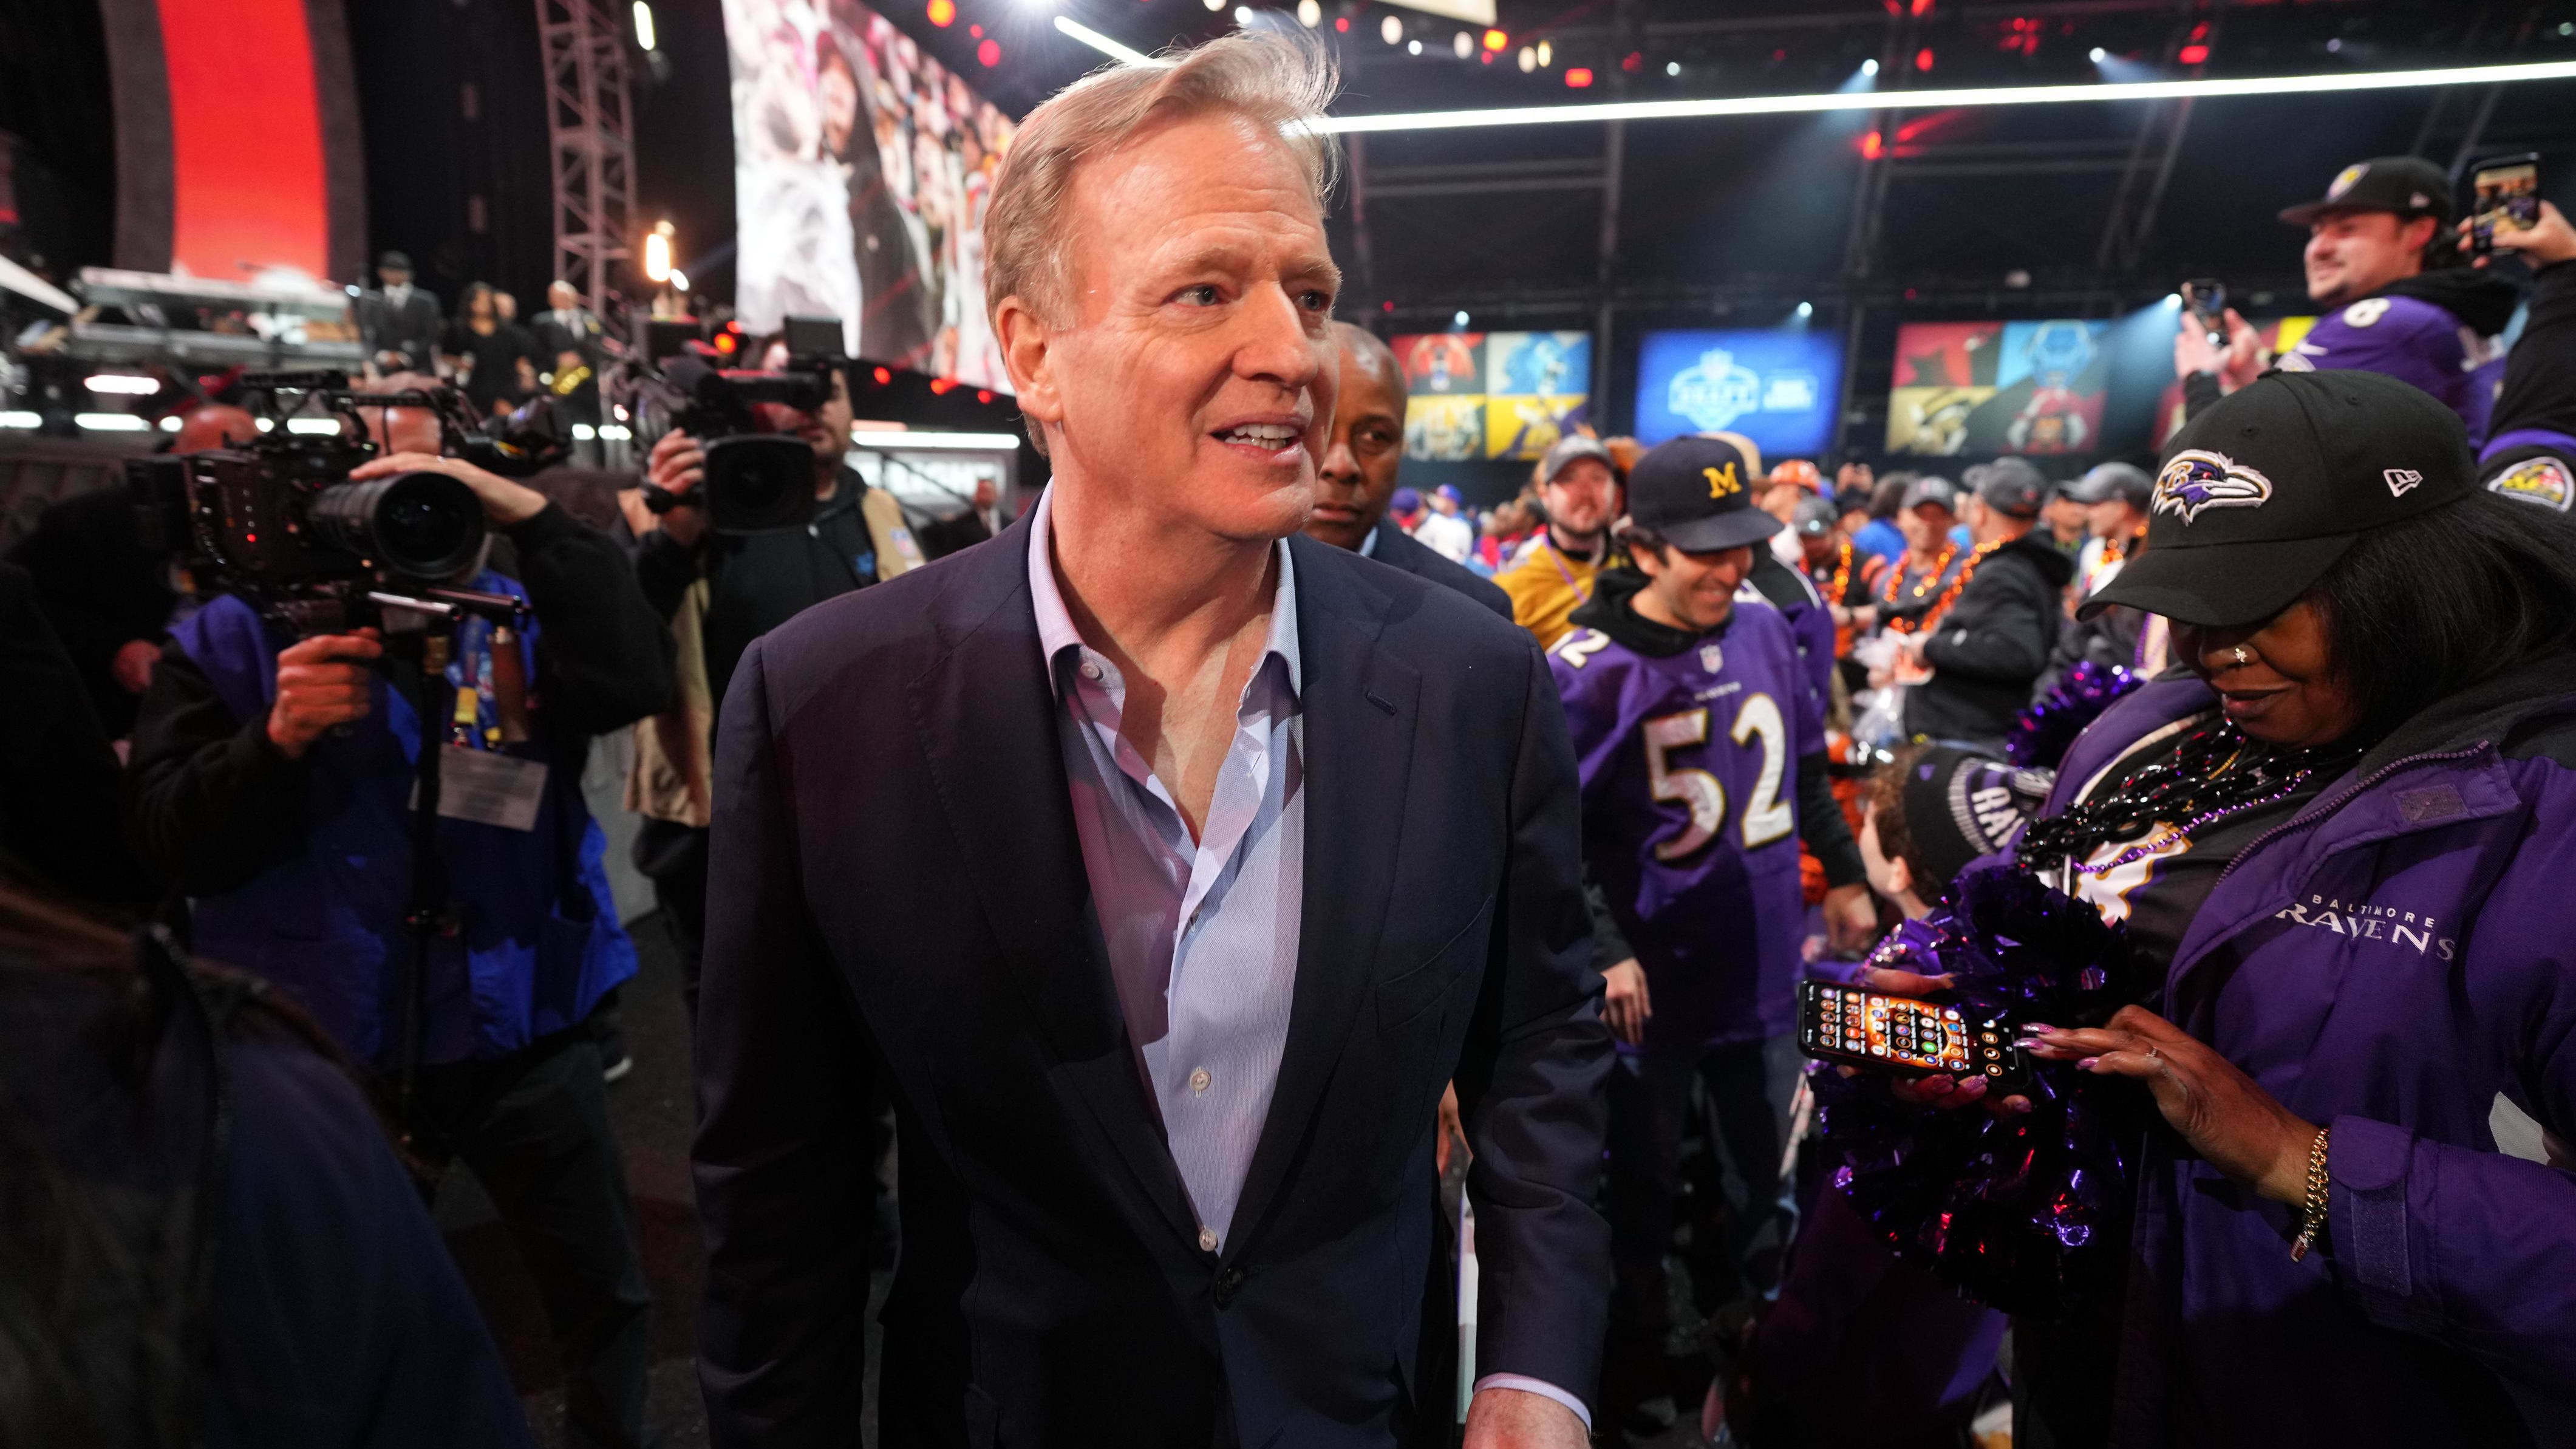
xmin=1026 ymin=487 xmax=1301 ymax=703
xmin=1357 ymin=520 xmax=1381 ymax=559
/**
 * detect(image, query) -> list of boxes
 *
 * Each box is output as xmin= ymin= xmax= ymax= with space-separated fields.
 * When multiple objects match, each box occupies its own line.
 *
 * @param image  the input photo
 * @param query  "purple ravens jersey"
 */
xmin=1549 ymin=595 xmax=1824 ymax=1049
xmin=2278 ymin=294 xmax=2507 ymax=445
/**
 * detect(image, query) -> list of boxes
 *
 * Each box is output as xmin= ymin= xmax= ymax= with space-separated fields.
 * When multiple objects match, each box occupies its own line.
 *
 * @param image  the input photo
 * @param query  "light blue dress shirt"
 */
xmin=1027 ymin=494 xmax=1587 ymax=1429
xmin=1028 ymin=491 xmax=1306 ymax=1254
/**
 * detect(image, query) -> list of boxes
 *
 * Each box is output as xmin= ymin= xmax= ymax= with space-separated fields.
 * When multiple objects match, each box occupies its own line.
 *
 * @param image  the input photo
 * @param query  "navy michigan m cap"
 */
xmin=1625 ymin=432 xmax=1784 ymax=554
xmin=2081 ymin=369 xmax=2476 ymax=628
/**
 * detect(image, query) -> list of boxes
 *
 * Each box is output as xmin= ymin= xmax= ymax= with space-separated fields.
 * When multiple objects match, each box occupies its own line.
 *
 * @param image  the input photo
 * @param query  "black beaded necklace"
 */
xmin=2015 ymin=717 xmax=2365 ymax=879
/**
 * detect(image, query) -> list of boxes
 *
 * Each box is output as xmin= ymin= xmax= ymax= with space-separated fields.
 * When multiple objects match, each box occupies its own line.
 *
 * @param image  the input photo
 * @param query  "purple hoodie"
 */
xmin=2033 ymin=664 xmax=2576 ymax=1445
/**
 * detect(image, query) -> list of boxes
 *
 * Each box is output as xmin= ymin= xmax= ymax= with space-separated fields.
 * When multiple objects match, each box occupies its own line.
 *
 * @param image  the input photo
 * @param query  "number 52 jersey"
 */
xmin=1547 ymin=595 xmax=1823 ymax=1048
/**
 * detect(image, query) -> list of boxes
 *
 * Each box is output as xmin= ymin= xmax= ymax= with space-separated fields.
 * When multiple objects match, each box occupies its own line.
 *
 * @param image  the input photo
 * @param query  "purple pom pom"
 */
xmin=2006 ymin=660 xmax=2142 ymax=769
xmin=1811 ymin=864 xmax=2148 ymax=1314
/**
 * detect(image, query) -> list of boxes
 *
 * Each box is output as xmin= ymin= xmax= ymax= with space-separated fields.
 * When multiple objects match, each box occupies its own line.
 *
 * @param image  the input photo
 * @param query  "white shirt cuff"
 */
xmin=1471 ymin=1374 xmax=1593 ymax=1431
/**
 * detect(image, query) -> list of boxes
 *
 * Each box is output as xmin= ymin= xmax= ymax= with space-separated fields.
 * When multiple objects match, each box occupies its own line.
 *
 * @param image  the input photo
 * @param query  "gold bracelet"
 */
xmin=2290 ymin=1125 xmax=2331 ymax=1262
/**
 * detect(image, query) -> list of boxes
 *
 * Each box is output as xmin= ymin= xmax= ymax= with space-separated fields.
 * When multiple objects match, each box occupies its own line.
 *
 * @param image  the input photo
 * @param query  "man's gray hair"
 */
xmin=983 ymin=32 xmax=1341 ymax=331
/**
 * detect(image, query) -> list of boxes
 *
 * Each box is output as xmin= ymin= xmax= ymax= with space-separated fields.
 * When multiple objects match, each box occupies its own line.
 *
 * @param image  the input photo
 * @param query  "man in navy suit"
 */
xmin=1306 ymin=321 xmax=1511 ymax=620
xmin=691 ymin=33 xmax=1610 ymax=1449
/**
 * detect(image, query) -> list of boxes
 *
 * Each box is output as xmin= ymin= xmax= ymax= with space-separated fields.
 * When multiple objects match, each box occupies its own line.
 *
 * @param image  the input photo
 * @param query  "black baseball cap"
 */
xmin=2278 ymin=155 xmax=2453 ymax=228
xmin=2079 ymin=369 xmax=2475 ymax=627
xmin=378 ymin=250 xmax=414 ymax=271
xmin=1626 ymin=432 xmax=1782 ymax=553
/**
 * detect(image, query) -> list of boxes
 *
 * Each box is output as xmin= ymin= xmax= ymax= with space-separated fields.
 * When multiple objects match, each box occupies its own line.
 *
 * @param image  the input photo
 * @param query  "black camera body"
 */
xmin=642 ymin=315 xmax=848 ymax=534
xmin=131 ymin=372 xmax=561 ymax=637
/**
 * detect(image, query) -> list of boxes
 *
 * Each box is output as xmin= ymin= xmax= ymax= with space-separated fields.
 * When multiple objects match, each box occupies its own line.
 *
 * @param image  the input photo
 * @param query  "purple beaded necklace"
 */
xmin=2016 ymin=717 xmax=2363 ymax=877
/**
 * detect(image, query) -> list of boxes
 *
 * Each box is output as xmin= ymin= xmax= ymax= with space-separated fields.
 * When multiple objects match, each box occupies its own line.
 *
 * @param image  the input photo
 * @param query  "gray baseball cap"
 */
xmin=1901 ymin=476 xmax=1960 ymax=513
xmin=1538 ymin=434 xmax=1618 ymax=486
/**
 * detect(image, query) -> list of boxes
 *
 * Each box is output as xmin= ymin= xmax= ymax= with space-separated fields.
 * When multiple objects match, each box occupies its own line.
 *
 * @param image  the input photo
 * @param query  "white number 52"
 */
xmin=1642 ymin=694 xmax=1793 ymax=860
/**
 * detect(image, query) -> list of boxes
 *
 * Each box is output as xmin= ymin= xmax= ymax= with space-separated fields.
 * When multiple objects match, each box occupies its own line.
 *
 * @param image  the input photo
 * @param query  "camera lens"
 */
xmin=309 ymin=472 xmax=486 ymax=579
xmin=701 ymin=434 xmax=820 ymax=532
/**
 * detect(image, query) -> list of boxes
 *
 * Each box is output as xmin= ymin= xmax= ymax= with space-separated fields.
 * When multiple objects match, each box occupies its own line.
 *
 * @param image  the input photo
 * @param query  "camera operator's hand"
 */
xmin=268 ymin=629 xmax=383 ymax=759
xmin=644 ymin=429 xmax=710 ymax=547
xmin=350 ymin=453 xmax=549 ymax=527
xmin=2464 ymin=199 xmax=2576 ymax=270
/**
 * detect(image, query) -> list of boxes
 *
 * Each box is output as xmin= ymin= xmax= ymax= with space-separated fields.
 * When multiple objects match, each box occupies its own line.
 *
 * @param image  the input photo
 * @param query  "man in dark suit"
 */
xmin=1307 ymin=321 xmax=1510 ymax=619
xmin=355 ymin=250 xmax=442 ymax=375
xmin=692 ymin=33 xmax=1609 ymax=1449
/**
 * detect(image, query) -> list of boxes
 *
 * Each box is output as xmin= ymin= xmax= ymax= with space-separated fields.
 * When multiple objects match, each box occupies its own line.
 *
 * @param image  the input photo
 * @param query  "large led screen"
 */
xmin=1634 ymin=329 xmax=1844 ymax=459
xmin=726 ymin=0 xmax=1015 ymax=390
xmin=1392 ymin=330 xmax=1592 ymax=461
xmin=1886 ymin=319 xmax=2112 ymax=457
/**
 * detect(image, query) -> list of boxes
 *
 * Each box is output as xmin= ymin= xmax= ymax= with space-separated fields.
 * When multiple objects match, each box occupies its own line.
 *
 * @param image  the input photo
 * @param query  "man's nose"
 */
xmin=1235 ymin=286 xmax=1321 ymax=388
xmin=1318 ymin=438 xmax=1358 ymax=483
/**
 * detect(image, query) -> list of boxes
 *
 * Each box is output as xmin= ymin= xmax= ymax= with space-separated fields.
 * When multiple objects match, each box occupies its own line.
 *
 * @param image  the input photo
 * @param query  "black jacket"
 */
xmin=1905 ymin=533 xmax=2074 ymax=748
xmin=127 ymin=503 xmax=672 ymax=893
xmin=1365 ymin=515 xmax=1511 ymax=618
xmin=5 ymin=484 xmax=178 ymax=738
xmin=693 ymin=513 xmax=1612 ymax=1447
xmin=0 ymin=561 xmax=157 ymax=907
xmin=355 ymin=287 xmax=443 ymax=373
xmin=632 ymin=466 xmax=881 ymax=723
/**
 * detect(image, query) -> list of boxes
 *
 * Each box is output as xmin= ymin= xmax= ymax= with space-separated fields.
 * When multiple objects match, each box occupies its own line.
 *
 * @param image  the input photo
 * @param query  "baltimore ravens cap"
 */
xmin=1626 ymin=432 xmax=1782 ymax=553
xmin=2080 ymin=369 xmax=2475 ymax=627
xmin=2278 ymin=155 xmax=2453 ymax=227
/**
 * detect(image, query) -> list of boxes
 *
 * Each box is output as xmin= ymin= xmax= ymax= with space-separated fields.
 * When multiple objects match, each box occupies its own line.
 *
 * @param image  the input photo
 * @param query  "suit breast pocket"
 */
xmin=1374 ymin=892 xmax=1496 ymax=1034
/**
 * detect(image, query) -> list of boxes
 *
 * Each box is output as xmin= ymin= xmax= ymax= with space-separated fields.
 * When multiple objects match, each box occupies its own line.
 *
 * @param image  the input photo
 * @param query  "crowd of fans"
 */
xmin=2 ymin=29 xmax=2575 ymax=1437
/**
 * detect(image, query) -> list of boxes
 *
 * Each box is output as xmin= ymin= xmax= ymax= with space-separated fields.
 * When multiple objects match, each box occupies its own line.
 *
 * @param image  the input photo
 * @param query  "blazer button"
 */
xmin=1198 ymin=1226 xmax=1219 ymax=1253
xmin=1213 ymin=1266 xmax=1245 ymax=1308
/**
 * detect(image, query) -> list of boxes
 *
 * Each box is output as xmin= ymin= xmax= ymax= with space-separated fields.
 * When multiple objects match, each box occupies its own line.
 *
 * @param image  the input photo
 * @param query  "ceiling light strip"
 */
xmin=1045 ymin=23 xmax=2576 ymax=134
xmin=1053 ymin=16 xmax=1160 ymax=67
xmin=1310 ymin=57 xmax=2576 ymax=134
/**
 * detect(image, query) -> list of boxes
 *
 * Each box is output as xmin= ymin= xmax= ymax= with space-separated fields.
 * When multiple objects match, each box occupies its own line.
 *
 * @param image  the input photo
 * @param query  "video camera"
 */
xmin=639 ymin=314 xmax=847 ymax=533
xmin=131 ymin=372 xmax=569 ymax=638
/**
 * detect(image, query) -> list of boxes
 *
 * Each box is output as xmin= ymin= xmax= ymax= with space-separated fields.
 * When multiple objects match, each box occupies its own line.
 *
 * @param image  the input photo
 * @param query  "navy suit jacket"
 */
xmin=1365 ymin=516 xmax=1511 ymax=619
xmin=693 ymin=506 xmax=1612 ymax=1448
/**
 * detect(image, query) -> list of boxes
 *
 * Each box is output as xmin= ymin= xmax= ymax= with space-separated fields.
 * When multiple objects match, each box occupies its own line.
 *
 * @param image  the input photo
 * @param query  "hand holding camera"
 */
xmin=641 ymin=429 xmax=710 ymax=547
xmin=351 ymin=452 xmax=550 ymax=527
xmin=267 ymin=628 xmax=385 ymax=759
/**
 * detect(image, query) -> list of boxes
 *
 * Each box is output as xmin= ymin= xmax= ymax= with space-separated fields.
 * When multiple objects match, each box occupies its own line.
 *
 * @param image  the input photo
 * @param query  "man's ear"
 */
xmin=994 ymin=295 xmax=1062 ymax=443
xmin=1886 ymin=853 xmax=1913 ymax=902
xmin=2401 ymin=212 xmax=2442 ymax=255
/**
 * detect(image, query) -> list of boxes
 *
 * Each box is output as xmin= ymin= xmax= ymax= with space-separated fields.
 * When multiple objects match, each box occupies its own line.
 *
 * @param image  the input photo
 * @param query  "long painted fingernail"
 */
xmin=2009 ymin=1097 xmax=2035 ymax=1115
xmin=2022 ymin=1023 xmax=2057 ymax=1034
xmin=2077 ymin=1057 xmax=2100 ymax=1071
xmin=2012 ymin=1038 xmax=2047 ymax=1052
xmin=1958 ymin=1076 xmax=1988 ymax=1096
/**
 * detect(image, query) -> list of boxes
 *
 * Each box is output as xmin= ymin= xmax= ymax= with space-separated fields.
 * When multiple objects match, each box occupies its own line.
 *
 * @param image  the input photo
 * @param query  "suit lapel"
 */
xmin=1228 ymin=538 xmax=1422 ymax=1252
xmin=902 ymin=513 xmax=1198 ymax=1244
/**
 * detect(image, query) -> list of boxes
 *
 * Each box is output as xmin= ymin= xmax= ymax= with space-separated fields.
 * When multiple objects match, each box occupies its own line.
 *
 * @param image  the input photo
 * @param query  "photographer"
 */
xmin=125 ymin=449 xmax=672 ymax=1449
xmin=620 ymin=359 xmax=921 ymax=1000
xmin=2179 ymin=155 xmax=2517 ymax=441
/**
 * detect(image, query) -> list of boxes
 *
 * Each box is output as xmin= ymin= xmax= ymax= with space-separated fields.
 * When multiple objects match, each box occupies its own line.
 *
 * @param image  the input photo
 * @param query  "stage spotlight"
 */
xmin=927 ymin=0 xmax=954 ymax=24
xmin=632 ymin=1 xmax=656 ymax=50
xmin=1453 ymin=310 xmax=1470 ymax=329
xmin=1381 ymin=14 xmax=1400 ymax=43
xmin=1538 ymin=39 xmax=1551 ymax=66
xmin=1794 ymin=300 xmax=1813 ymax=318
xmin=1862 ymin=57 xmax=1879 ymax=77
xmin=670 ymin=270 xmax=690 ymax=293
xmin=1666 ymin=61 xmax=1678 ymax=77
xmin=1235 ymin=6 xmax=1253 ymax=25
xmin=1408 ymin=39 xmax=1422 ymax=55
xmin=1297 ymin=0 xmax=1320 ymax=26
xmin=2090 ymin=47 xmax=2106 ymax=62
xmin=1518 ymin=46 xmax=1535 ymax=73
xmin=1208 ymin=0 xmax=1225 ymax=10
xmin=1453 ymin=32 xmax=1472 ymax=58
